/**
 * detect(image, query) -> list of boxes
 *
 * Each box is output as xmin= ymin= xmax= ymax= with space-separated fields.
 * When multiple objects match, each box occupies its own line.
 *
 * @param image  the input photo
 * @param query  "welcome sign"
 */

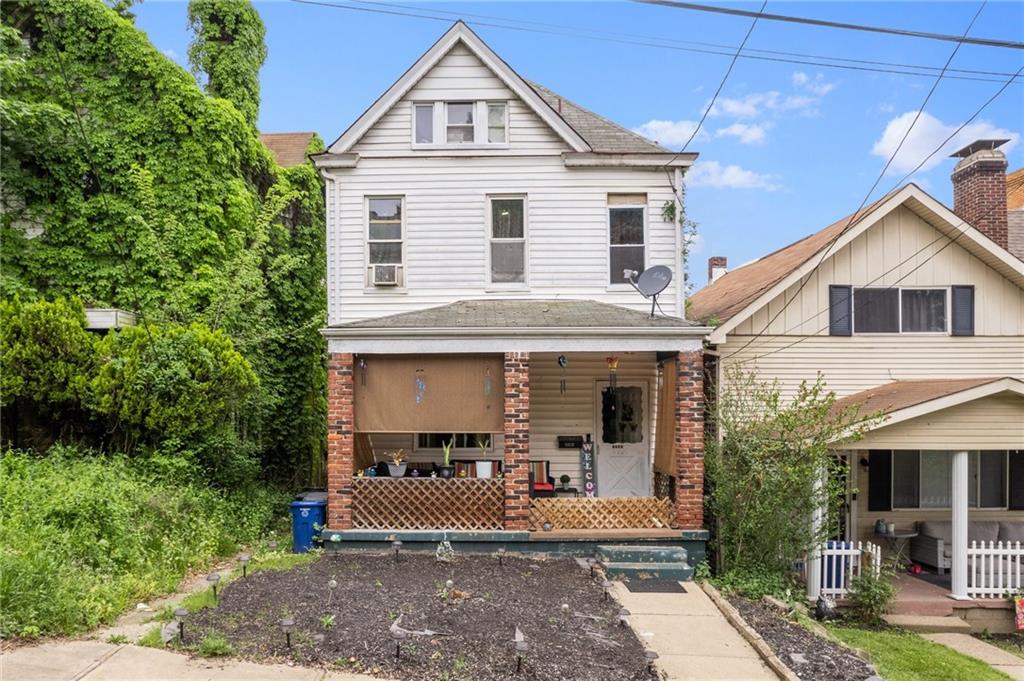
xmin=580 ymin=442 xmax=597 ymax=497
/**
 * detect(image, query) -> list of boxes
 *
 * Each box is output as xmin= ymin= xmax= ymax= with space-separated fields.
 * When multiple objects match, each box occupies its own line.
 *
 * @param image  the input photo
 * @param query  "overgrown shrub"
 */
xmin=712 ymin=567 xmax=799 ymax=601
xmin=848 ymin=565 xmax=897 ymax=624
xmin=0 ymin=446 xmax=285 ymax=638
xmin=706 ymin=368 xmax=879 ymax=575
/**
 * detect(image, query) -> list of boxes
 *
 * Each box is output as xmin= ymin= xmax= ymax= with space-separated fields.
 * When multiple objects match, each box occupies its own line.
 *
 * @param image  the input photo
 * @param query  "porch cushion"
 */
xmin=969 ymin=521 xmax=1001 ymax=543
xmin=919 ymin=521 xmax=952 ymax=543
xmin=533 ymin=482 xmax=555 ymax=491
xmin=999 ymin=521 xmax=1024 ymax=543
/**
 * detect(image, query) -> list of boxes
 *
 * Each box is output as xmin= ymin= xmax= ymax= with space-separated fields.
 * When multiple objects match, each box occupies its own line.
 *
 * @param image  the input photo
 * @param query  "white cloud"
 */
xmin=707 ymin=89 xmax=825 ymax=118
xmin=631 ymin=119 xmax=705 ymax=147
xmin=163 ymin=48 xmax=179 ymax=61
xmin=715 ymin=122 xmax=769 ymax=145
xmin=871 ymin=111 xmax=1019 ymax=174
xmin=687 ymin=161 xmax=781 ymax=191
xmin=877 ymin=103 xmax=895 ymax=113
xmin=792 ymin=71 xmax=835 ymax=96
xmin=792 ymin=72 xmax=809 ymax=87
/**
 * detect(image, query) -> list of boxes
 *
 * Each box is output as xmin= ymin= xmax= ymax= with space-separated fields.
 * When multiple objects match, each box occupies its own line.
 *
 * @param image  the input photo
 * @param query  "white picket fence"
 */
xmin=812 ymin=541 xmax=883 ymax=597
xmin=966 ymin=540 xmax=1024 ymax=598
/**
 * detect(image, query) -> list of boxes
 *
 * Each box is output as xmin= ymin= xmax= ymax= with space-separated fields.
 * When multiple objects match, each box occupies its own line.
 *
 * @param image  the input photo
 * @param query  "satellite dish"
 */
xmin=625 ymin=265 xmax=674 ymax=318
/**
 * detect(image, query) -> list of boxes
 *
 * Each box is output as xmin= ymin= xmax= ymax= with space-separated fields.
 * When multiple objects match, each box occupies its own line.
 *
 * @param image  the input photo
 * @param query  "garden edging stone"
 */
xmin=700 ymin=582 xmax=796 ymax=681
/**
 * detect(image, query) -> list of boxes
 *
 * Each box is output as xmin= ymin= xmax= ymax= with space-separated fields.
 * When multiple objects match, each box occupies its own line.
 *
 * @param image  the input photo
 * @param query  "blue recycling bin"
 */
xmin=822 ymin=540 xmax=850 ymax=590
xmin=289 ymin=499 xmax=326 ymax=553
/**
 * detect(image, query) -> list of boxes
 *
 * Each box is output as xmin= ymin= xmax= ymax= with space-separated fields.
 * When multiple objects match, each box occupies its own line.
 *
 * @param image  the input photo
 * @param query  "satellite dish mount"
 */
xmin=624 ymin=265 xmax=673 ymax=318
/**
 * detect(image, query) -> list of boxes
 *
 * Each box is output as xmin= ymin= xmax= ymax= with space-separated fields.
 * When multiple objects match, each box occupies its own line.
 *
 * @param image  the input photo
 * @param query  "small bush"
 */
xmin=848 ymin=568 xmax=896 ymax=624
xmin=712 ymin=568 xmax=797 ymax=601
xmin=197 ymin=634 xmax=234 ymax=657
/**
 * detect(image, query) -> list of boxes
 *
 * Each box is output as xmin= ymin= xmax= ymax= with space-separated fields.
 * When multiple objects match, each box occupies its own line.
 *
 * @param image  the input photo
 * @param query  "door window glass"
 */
xmin=601 ymin=386 xmax=643 ymax=444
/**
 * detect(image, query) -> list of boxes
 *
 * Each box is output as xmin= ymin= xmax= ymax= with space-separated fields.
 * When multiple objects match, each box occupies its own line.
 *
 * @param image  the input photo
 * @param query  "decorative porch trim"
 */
xmin=529 ymin=496 xmax=674 ymax=530
xmin=351 ymin=478 xmax=504 ymax=531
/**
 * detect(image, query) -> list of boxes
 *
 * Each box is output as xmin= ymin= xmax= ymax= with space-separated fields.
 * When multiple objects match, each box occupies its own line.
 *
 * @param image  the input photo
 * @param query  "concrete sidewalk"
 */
xmin=924 ymin=633 xmax=1024 ymax=681
xmin=1 ymin=640 xmax=371 ymax=681
xmin=613 ymin=582 xmax=778 ymax=680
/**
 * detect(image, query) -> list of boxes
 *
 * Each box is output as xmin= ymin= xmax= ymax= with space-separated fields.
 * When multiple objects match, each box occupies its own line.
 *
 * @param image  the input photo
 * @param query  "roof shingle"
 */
xmin=831 ymin=377 xmax=1010 ymax=419
xmin=260 ymin=132 xmax=316 ymax=167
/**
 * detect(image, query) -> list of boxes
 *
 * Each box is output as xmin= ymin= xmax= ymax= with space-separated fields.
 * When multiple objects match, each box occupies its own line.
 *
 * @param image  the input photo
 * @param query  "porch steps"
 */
xmin=882 ymin=614 xmax=972 ymax=634
xmin=596 ymin=545 xmax=693 ymax=582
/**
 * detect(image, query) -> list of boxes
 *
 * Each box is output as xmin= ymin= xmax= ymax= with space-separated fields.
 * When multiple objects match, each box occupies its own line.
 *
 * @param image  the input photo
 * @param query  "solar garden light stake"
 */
xmin=392 ymin=539 xmax=402 ymax=563
xmin=514 ymin=640 xmax=529 ymax=674
xmin=645 ymin=649 xmax=660 ymax=674
xmin=238 ymin=553 xmax=251 ymax=578
xmin=207 ymin=573 xmax=221 ymax=601
xmin=586 ymin=557 xmax=597 ymax=578
xmin=601 ymin=580 xmax=613 ymax=602
xmin=497 ymin=546 xmax=506 ymax=565
xmin=173 ymin=607 xmax=188 ymax=643
xmin=280 ymin=617 xmax=295 ymax=649
xmin=618 ymin=608 xmax=631 ymax=627
xmin=391 ymin=626 xmax=408 ymax=661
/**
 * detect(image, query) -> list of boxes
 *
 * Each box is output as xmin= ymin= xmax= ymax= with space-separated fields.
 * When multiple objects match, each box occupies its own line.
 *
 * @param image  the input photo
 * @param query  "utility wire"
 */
xmin=633 ymin=0 xmax=1024 ymax=50
xmin=723 ymin=2 xmax=990 ymax=360
xmin=348 ymin=0 xmax=1022 ymax=81
xmin=287 ymin=0 xmax=1022 ymax=85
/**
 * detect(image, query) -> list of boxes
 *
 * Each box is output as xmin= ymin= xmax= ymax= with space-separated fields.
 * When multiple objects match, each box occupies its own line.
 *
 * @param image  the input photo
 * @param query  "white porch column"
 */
xmin=950 ymin=450 xmax=970 ymax=600
xmin=806 ymin=471 xmax=824 ymax=600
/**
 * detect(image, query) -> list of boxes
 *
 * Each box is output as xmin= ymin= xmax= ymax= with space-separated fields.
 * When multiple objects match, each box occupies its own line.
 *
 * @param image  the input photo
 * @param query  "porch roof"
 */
xmin=833 ymin=377 xmax=1024 ymax=443
xmin=323 ymin=299 xmax=709 ymax=353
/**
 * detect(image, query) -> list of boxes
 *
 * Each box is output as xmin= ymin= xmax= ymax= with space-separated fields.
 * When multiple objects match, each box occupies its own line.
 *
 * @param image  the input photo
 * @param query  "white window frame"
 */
xmin=852 ymin=286 xmax=950 ymax=336
xmin=607 ymin=200 xmax=647 ymax=289
xmin=486 ymin=194 xmax=528 ymax=289
xmin=445 ymin=101 xmax=475 ymax=144
xmin=365 ymin=196 xmax=405 ymax=290
xmin=410 ymin=100 xmax=510 ymax=150
xmin=891 ymin=450 xmax=1009 ymax=511
xmin=485 ymin=101 xmax=509 ymax=144
xmin=412 ymin=102 xmax=435 ymax=145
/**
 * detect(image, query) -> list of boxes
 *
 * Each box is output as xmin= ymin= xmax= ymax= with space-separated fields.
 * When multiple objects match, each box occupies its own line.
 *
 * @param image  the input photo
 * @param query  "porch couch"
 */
xmin=909 ymin=520 xmax=1024 ymax=573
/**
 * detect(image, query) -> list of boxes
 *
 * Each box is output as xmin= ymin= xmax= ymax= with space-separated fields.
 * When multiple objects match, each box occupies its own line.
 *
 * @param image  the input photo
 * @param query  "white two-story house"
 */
xmin=313 ymin=22 xmax=709 ymax=561
xmin=690 ymin=140 xmax=1024 ymax=616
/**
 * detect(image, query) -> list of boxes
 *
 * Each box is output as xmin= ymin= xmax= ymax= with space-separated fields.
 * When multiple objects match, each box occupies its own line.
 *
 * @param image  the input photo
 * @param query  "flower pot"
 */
xmin=438 ymin=466 xmax=455 ymax=479
xmin=387 ymin=463 xmax=407 ymax=478
xmin=476 ymin=461 xmax=494 ymax=479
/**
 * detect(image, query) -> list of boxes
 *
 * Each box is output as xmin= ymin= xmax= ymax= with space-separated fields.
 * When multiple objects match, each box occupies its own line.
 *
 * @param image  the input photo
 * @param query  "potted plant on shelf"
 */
xmin=387 ymin=450 xmax=408 ymax=478
xmin=438 ymin=439 xmax=456 ymax=479
xmin=559 ymin=474 xmax=571 ymax=491
xmin=476 ymin=437 xmax=494 ymax=479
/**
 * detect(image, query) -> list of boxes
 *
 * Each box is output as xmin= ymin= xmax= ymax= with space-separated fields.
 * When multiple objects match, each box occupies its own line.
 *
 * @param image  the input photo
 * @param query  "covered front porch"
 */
xmin=810 ymin=377 xmax=1024 ymax=610
xmin=321 ymin=300 xmax=710 ymax=554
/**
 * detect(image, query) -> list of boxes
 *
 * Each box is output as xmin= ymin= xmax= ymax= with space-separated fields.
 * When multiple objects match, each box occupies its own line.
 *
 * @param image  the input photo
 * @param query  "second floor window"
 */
xmin=854 ymin=287 xmax=946 ymax=333
xmin=368 ymin=197 xmax=403 ymax=272
xmin=446 ymin=102 xmax=475 ymax=143
xmin=608 ymin=195 xmax=646 ymax=284
xmin=414 ymin=101 xmax=509 ymax=146
xmin=489 ymin=197 xmax=526 ymax=284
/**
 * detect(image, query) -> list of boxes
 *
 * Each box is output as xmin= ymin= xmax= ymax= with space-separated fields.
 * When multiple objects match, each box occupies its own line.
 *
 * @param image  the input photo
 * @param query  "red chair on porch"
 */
xmin=529 ymin=460 xmax=556 ymax=498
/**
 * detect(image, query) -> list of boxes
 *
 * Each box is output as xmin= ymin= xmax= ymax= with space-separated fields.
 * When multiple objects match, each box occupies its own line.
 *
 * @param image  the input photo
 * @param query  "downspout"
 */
xmin=674 ymin=166 xmax=685 ymax=319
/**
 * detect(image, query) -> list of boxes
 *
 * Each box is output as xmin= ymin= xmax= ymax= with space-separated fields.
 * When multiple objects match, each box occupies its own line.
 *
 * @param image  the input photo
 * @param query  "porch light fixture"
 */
xmin=497 ymin=546 xmax=506 ymax=565
xmin=173 ymin=607 xmax=188 ymax=642
xmin=238 ymin=553 xmax=251 ymax=578
xmin=514 ymin=639 xmax=529 ymax=674
xmin=280 ymin=617 xmax=295 ymax=648
xmin=392 ymin=539 xmax=403 ymax=563
xmin=557 ymin=355 xmax=568 ymax=395
xmin=618 ymin=607 xmax=631 ymax=627
xmin=358 ymin=357 xmax=368 ymax=386
xmin=601 ymin=580 xmax=613 ymax=601
xmin=206 ymin=573 xmax=221 ymax=601
xmin=606 ymin=356 xmax=619 ymax=389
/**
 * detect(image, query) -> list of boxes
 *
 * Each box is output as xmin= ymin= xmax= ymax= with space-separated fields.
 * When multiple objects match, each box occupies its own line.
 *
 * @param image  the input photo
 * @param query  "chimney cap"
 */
xmin=950 ymin=139 xmax=1010 ymax=158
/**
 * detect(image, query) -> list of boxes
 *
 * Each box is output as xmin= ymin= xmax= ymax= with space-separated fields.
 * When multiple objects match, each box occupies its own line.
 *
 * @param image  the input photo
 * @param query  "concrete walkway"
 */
xmin=613 ymin=582 xmax=778 ymax=680
xmin=924 ymin=633 xmax=1024 ymax=681
xmin=1 ymin=640 xmax=370 ymax=681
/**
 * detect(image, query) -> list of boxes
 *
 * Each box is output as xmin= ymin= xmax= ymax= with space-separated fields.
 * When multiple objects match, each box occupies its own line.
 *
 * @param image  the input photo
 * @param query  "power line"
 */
xmin=633 ymin=0 xmax=1024 ymax=50
xmin=723 ymin=2 xmax=990 ymax=360
xmin=287 ymin=0 xmax=1023 ymax=85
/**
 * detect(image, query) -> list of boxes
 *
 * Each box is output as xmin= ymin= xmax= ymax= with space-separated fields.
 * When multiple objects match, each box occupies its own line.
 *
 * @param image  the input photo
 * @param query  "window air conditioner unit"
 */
xmin=369 ymin=264 xmax=402 ymax=287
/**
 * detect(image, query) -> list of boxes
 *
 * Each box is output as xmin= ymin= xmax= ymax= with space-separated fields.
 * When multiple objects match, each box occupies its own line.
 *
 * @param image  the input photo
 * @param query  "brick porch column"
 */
xmin=674 ymin=351 xmax=705 ymax=529
xmin=503 ymin=352 xmax=530 ymax=531
xmin=326 ymin=352 xmax=355 ymax=529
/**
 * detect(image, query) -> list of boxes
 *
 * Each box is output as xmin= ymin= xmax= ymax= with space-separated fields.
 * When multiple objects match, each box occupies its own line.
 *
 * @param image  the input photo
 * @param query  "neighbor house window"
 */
xmin=414 ymin=104 xmax=433 ymax=144
xmin=851 ymin=287 xmax=948 ymax=334
xmin=488 ymin=196 xmax=526 ymax=284
xmin=891 ymin=450 xmax=1008 ymax=509
xmin=446 ymin=102 xmax=475 ymax=143
xmin=367 ymin=197 xmax=403 ymax=266
xmin=487 ymin=103 xmax=507 ymax=143
xmin=608 ymin=195 xmax=646 ymax=284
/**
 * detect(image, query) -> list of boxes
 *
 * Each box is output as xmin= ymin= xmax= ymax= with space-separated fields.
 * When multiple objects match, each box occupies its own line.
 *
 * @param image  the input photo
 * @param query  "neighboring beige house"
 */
xmin=690 ymin=139 xmax=1024 ymax=602
xmin=310 ymin=22 xmax=709 ymax=568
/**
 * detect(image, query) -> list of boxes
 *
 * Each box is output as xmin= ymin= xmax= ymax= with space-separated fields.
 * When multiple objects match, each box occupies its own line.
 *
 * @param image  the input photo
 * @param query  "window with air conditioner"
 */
xmin=367 ymin=197 xmax=403 ymax=287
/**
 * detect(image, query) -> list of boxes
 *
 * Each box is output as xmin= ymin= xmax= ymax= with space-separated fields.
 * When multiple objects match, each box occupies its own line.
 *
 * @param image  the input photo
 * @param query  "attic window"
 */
xmin=414 ymin=104 xmax=433 ymax=144
xmin=446 ymin=102 xmax=475 ymax=143
xmin=413 ymin=101 xmax=509 ymax=147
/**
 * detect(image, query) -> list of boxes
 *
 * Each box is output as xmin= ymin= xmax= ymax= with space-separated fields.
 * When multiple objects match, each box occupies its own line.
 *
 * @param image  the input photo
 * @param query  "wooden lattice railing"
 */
xmin=529 ymin=496 xmax=674 ymax=531
xmin=351 ymin=478 xmax=504 ymax=531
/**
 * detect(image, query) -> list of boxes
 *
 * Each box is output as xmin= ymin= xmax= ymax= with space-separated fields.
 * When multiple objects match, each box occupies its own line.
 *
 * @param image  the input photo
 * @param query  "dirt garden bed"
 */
xmin=184 ymin=552 xmax=655 ymax=680
xmin=726 ymin=596 xmax=876 ymax=681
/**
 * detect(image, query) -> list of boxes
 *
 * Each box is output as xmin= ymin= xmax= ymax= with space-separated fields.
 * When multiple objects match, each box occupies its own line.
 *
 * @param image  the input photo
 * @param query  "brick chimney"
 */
xmin=707 ymin=256 xmax=728 ymax=283
xmin=951 ymin=139 xmax=1009 ymax=249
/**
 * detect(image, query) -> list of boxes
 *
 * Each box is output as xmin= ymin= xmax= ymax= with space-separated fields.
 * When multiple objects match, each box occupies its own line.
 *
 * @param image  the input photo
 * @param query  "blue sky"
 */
xmin=135 ymin=1 xmax=1023 ymax=287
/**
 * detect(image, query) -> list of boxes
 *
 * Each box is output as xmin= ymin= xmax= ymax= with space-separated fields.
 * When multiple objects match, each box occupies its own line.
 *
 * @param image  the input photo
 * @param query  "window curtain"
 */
xmin=353 ymin=355 xmax=504 ymax=433
xmin=653 ymin=360 xmax=677 ymax=476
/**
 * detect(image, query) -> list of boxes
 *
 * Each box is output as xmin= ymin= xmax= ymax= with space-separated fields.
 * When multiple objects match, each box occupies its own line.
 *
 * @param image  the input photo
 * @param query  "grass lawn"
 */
xmin=978 ymin=635 xmax=1024 ymax=661
xmin=828 ymin=625 xmax=1013 ymax=681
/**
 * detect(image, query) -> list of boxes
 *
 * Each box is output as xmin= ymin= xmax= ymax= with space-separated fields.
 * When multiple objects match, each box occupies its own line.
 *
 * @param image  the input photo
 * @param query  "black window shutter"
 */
xmin=868 ymin=450 xmax=892 ymax=512
xmin=951 ymin=285 xmax=975 ymax=336
xmin=829 ymin=285 xmax=852 ymax=336
xmin=1009 ymin=451 xmax=1024 ymax=511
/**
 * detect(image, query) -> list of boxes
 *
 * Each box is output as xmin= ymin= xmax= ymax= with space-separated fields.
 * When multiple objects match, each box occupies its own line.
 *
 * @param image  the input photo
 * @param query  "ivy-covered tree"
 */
xmin=187 ymin=0 xmax=266 ymax=128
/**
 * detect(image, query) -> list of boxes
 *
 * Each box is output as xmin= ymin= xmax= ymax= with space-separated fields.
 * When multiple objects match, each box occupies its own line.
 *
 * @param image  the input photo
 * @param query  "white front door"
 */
xmin=594 ymin=382 xmax=650 ymax=497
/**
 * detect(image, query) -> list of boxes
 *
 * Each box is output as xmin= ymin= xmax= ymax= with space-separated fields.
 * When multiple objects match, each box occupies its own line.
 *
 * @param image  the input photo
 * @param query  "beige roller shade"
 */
xmin=354 ymin=355 xmax=504 ymax=433
xmin=654 ymin=359 xmax=676 ymax=476
xmin=608 ymin=193 xmax=647 ymax=206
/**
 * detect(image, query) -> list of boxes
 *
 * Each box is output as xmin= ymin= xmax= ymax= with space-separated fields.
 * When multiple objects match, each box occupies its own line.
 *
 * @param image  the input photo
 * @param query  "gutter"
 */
xmin=322 ymin=325 xmax=713 ymax=340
